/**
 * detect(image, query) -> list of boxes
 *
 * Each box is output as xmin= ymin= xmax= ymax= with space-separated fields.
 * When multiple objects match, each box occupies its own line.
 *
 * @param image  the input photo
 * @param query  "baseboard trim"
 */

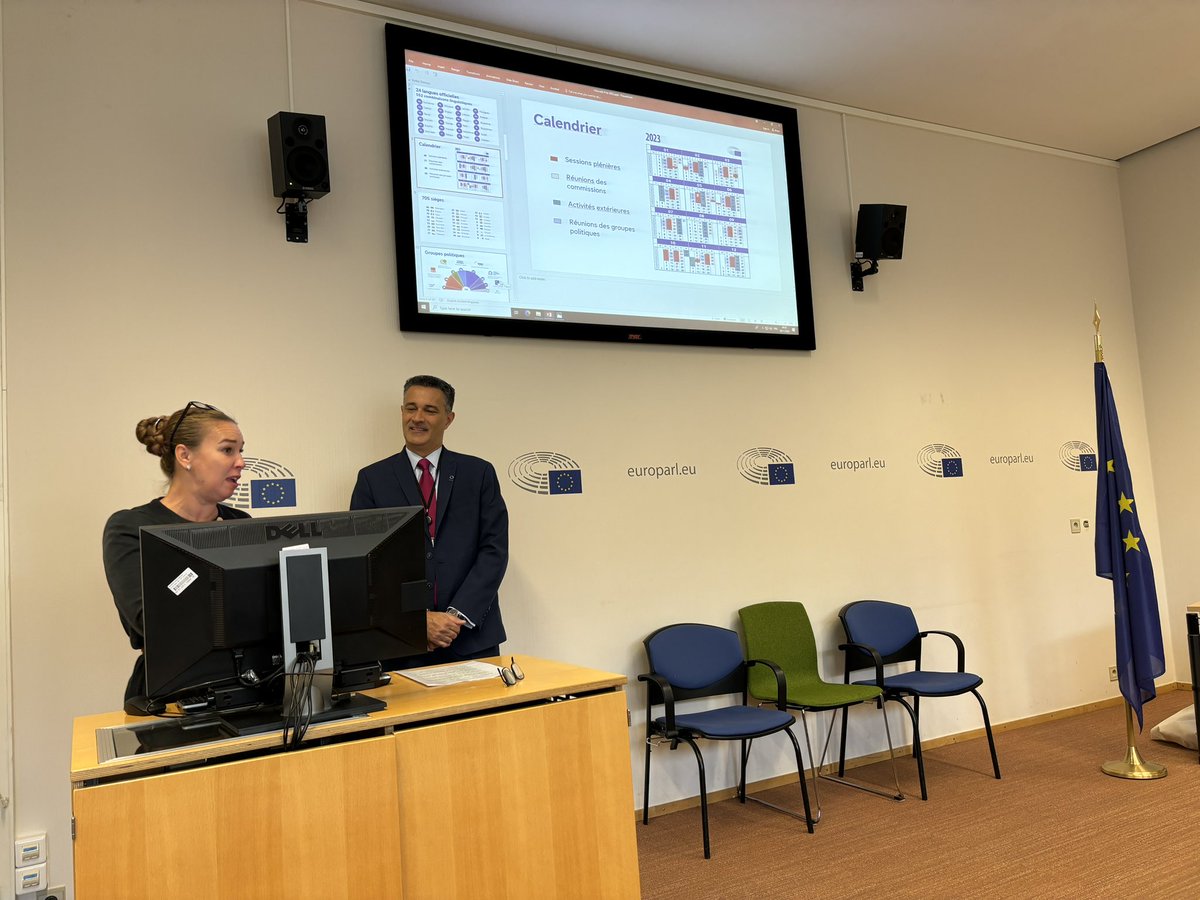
xmin=638 ymin=682 xmax=1189 ymax=821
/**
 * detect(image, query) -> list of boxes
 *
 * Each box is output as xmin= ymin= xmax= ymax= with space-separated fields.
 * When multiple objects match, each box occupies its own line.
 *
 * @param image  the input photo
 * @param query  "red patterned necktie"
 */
xmin=417 ymin=458 xmax=436 ymax=538
xmin=417 ymin=458 xmax=438 ymax=609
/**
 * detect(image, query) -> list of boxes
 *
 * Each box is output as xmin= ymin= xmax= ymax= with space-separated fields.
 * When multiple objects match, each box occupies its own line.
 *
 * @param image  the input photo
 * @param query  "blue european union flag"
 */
xmin=548 ymin=469 xmax=582 ymax=495
xmin=251 ymin=478 xmax=297 ymax=508
xmin=768 ymin=463 xmax=795 ymax=485
xmin=941 ymin=458 xmax=963 ymax=478
xmin=1095 ymin=362 xmax=1164 ymax=728
xmin=1079 ymin=453 xmax=1097 ymax=472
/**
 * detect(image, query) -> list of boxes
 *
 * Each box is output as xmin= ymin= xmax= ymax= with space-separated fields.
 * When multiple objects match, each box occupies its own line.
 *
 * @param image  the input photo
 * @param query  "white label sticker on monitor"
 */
xmin=168 ymin=568 xmax=198 ymax=596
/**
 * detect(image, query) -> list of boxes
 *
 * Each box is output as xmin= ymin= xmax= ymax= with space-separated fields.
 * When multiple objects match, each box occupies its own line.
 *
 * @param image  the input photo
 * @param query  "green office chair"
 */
xmin=739 ymin=601 xmax=903 ymax=821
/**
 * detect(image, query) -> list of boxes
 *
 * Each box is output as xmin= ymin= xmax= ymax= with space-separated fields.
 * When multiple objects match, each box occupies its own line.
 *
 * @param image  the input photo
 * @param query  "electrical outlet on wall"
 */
xmin=1108 ymin=665 xmax=1118 ymax=681
xmin=36 ymin=886 xmax=67 ymax=900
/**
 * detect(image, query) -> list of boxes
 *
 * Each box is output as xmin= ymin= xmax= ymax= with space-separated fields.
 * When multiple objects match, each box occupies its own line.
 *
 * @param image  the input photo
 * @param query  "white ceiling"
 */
xmin=374 ymin=0 xmax=1200 ymax=161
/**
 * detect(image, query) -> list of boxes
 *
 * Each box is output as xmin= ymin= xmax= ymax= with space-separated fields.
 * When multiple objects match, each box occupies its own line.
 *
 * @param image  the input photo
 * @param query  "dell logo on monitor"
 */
xmin=265 ymin=522 xmax=324 ymax=541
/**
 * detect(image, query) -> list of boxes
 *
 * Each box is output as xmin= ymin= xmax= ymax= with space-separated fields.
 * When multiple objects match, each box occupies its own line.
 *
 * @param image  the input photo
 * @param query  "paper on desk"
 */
xmin=395 ymin=660 xmax=502 ymax=687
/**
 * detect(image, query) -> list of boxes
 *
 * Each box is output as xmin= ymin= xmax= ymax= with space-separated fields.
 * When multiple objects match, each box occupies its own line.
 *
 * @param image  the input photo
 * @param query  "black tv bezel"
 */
xmin=384 ymin=23 xmax=815 ymax=352
xmin=139 ymin=507 xmax=428 ymax=707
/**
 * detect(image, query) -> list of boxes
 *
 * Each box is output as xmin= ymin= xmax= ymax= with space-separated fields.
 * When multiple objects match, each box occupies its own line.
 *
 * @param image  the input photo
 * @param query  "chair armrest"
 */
xmin=919 ymin=629 xmax=966 ymax=671
xmin=745 ymin=658 xmax=788 ymax=709
xmin=838 ymin=641 xmax=886 ymax=687
xmin=638 ymin=672 xmax=678 ymax=737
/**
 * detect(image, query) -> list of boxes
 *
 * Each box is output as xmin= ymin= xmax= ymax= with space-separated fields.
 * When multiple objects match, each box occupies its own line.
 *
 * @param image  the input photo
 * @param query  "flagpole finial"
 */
xmin=1094 ymin=304 xmax=1103 ymax=362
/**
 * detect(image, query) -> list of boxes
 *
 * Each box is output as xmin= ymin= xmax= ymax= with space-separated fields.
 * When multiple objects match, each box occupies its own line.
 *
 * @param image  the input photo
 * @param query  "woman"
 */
xmin=102 ymin=401 xmax=250 ymax=713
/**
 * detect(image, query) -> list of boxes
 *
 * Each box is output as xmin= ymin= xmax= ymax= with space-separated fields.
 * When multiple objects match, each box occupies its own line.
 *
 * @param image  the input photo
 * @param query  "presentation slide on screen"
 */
xmin=416 ymin=191 xmax=506 ymax=251
xmin=405 ymin=51 xmax=800 ymax=330
xmin=420 ymin=247 xmax=511 ymax=308
xmin=519 ymin=99 xmax=782 ymax=291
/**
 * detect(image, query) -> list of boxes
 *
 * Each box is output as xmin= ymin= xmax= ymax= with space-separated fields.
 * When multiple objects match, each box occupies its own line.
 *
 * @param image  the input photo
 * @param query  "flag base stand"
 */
xmin=1101 ymin=702 xmax=1167 ymax=780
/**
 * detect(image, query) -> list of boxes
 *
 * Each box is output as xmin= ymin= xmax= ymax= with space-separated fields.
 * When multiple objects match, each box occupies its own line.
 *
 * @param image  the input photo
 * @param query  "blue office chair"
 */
xmin=640 ymin=623 xmax=813 ymax=859
xmin=838 ymin=600 xmax=1001 ymax=800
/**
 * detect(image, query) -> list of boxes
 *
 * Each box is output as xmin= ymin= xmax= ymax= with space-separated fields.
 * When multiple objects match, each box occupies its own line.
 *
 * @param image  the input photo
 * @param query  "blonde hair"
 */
xmin=135 ymin=405 xmax=237 ymax=478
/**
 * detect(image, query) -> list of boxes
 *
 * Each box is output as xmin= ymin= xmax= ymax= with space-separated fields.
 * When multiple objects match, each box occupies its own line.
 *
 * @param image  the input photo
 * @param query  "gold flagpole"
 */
xmin=1094 ymin=304 xmax=1167 ymax=779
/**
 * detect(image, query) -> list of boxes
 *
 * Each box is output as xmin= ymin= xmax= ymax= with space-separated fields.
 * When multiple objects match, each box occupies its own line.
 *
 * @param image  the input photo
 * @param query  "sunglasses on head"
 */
xmin=168 ymin=401 xmax=222 ymax=451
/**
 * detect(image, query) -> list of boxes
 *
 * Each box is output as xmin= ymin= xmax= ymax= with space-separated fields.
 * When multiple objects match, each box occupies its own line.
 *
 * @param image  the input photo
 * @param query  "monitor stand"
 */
xmin=222 ymin=692 xmax=387 ymax=737
xmin=98 ymin=693 xmax=390 ymax=760
xmin=335 ymin=662 xmax=391 ymax=692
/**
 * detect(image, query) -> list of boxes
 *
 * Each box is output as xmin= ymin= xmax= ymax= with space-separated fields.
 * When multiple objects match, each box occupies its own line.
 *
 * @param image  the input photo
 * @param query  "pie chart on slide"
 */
xmin=422 ymin=249 xmax=510 ymax=299
xmin=443 ymin=268 xmax=488 ymax=291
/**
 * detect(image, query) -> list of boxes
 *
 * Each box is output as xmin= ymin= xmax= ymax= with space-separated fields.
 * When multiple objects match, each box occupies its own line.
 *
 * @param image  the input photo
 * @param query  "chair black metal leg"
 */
xmin=912 ymin=695 xmax=921 ymax=758
xmin=744 ymin=728 xmax=817 ymax=833
xmin=783 ymin=726 xmax=815 ymax=832
xmin=642 ymin=736 xmax=653 ymax=825
xmin=972 ymin=689 xmax=1001 ymax=779
xmin=738 ymin=738 xmax=751 ymax=803
xmin=893 ymin=696 xmax=926 ymax=800
xmin=838 ymin=699 xmax=850 ymax=777
xmin=797 ymin=710 xmax=823 ymax=824
xmin=682 ymin=736 xmax=711 ymax=859
xmin=876 ymin=698 xmax=904 ymax=799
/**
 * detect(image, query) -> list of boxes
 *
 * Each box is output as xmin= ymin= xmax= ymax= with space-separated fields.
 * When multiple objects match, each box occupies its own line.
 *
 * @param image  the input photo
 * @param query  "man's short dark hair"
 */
xmin=404 ymin=375 xmax=456 ymax=412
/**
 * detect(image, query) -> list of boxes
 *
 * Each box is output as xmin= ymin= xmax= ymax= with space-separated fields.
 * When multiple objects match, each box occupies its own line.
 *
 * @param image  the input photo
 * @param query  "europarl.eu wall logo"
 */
xmin=737 ymin=447 xmax=795 ymax=485
xmin=226 ymin=458 xmax=298 ymax=510
xmin=917 ymin=443 xmax=964 ymax=478
xmin=1059 ymin=440 xmax=1098 ymax=472
xmin=508 ymin=450 xmax=583 ymax=495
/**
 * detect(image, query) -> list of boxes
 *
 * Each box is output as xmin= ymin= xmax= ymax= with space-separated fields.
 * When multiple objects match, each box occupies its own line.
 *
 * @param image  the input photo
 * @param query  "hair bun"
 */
xmin=135 ymin=416 xmax=169 ymax=458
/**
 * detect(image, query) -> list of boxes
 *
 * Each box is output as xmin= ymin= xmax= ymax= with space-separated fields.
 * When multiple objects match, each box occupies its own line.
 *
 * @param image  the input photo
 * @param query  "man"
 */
xmin=350 ymin=375 xmax=508 ymax=663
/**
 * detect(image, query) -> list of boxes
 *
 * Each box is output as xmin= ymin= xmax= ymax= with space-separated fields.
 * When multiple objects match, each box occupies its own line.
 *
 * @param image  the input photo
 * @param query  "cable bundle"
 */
xmin=281 ymin=651 xmax=317 ymax=751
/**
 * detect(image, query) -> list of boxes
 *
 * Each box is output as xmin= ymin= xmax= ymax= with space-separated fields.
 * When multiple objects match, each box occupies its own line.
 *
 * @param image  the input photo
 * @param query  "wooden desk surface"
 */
xmin=1188 ymin=602 xmax=1200 ymax=614
xmin=72 ymin=654 xmax=627 ymax=784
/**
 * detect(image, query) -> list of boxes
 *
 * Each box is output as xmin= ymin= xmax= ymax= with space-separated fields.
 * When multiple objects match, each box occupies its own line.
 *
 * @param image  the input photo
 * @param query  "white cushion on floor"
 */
xmin=1150 ymin=706 xmax=1199 ymax=751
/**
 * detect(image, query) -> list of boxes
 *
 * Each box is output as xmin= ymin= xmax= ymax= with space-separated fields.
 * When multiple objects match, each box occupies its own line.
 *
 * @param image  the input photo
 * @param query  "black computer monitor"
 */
xmin=139 ymin=506 xmax=428 ymax=713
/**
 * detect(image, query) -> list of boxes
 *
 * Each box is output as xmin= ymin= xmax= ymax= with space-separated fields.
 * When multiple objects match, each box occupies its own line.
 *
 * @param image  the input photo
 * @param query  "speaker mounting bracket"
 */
xmin=850 ymin=258 xmax=879 ymax=292
xmin=280 ymin=197 xmax=310 ymax=244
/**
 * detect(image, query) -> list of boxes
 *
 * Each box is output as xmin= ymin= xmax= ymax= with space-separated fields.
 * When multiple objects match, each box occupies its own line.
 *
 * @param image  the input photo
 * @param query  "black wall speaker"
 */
xmin=855 ymin=204 xmax=906 ymax=260
xmin=267 ymin=112 xmax=330 ymax=199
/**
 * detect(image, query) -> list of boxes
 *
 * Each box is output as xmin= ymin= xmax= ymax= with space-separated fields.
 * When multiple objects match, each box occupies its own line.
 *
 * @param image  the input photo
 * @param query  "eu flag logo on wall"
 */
xmin=548 ymin=469 xmax=583 ymax=495
xmin=768 ymin=463 xmax=795 ymax=485
xmin=1095 ymin=361 xmax=1164 ymax=728
xmin=737 ymin=447 xmax=795 ymax=485
xmin=251 ymin=478 xmax=297 ymax=508
xmin=917 ymin=443 xmax=964 ymax=478
xmin=941 ymin=458 xmax=963 ymax=478
xmin=1079 ymin=453 xmax=1097 ymax=472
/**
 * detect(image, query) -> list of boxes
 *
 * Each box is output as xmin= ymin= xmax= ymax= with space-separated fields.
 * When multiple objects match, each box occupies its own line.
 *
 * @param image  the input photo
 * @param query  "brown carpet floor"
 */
xmin=636 ymin=688 xmax=1199 ymax=898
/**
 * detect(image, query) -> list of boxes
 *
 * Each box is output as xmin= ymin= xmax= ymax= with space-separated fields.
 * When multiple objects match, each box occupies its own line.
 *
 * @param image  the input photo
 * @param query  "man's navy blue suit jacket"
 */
xmin=350 ymin=447 xmax=508 ymax=657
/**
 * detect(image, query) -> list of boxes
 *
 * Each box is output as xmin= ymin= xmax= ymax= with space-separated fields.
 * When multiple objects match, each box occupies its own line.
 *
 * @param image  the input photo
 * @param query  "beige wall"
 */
xmin=1 ymin=0 xmax=1177 ymax=891
xmin=1119 ymin=127 xmax=1200 ymax=684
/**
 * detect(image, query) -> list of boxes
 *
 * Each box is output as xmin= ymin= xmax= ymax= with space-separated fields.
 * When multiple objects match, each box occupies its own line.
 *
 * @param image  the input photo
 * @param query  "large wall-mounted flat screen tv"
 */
xmin=384 ymin=23 xmax=815 ymax=351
